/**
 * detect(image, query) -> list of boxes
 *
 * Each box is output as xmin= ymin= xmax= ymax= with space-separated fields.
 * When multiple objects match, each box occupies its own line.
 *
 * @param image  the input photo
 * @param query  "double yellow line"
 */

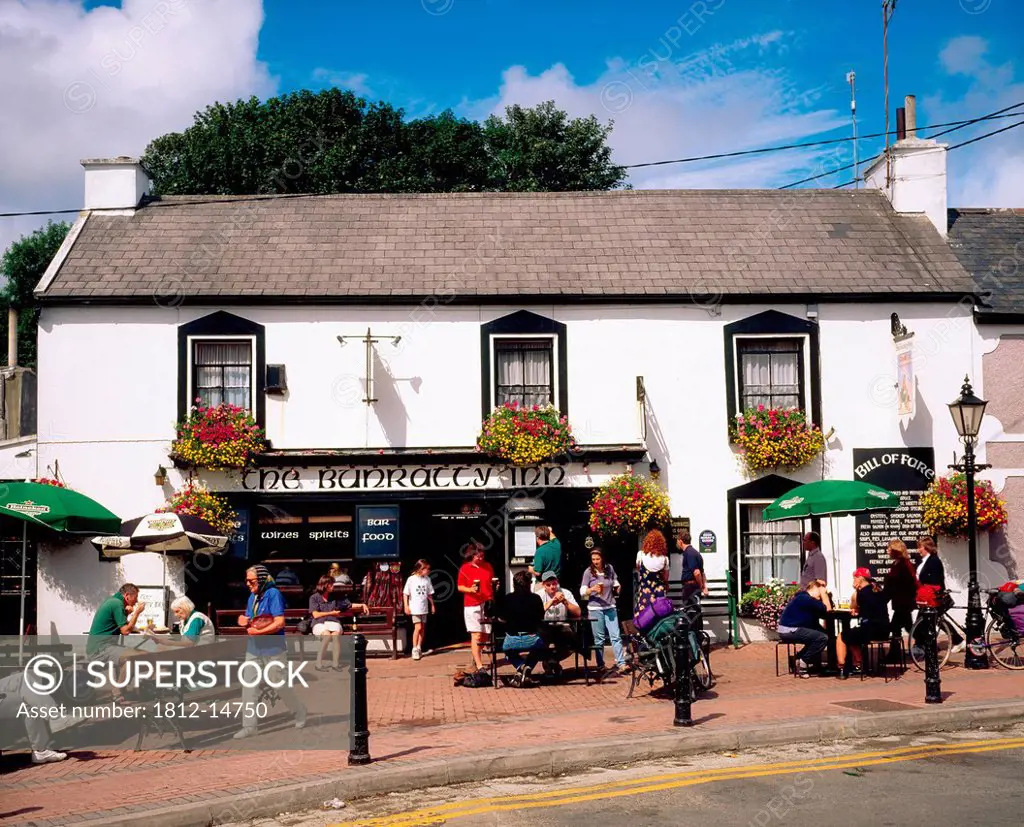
xmin=331 ymin=736 xmax=1024 ymax=826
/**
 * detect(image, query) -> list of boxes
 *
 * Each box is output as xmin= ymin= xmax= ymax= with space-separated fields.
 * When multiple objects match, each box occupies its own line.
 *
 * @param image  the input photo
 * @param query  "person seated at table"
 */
xmin=836 ymin=568 xmax=890 ymax=678
xmin=146 ymin=597 xmax=214 ymax=648
xmin=776 ymin=579 xmax=832 ymax=678
xmin=328 ymin=562 xmax=353 ymax=586
xmin=310 ymin=574 xmax=370 ymax=671
xmin=496 ymin=570 xmax=546 ymax=687
xmin=538 ymin=570 xmax=582 ymax=677
xmin=275 ymin=565 xmax=301 ymax=586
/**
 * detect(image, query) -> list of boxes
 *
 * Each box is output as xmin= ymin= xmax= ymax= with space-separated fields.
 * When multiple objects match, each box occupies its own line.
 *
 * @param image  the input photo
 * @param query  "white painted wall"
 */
xmin=35 ymin=299 xmax=980 ymax=631
xmin=864 ymin=138 xmax=949 ymax=238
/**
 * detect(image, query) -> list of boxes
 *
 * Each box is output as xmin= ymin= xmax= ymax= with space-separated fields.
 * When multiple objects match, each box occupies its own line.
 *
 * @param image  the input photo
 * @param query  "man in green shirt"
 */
xmin=88 ymin=584 xmax=145 ymax=654
xmin=529 ymin=526 xmax=562 ymax=587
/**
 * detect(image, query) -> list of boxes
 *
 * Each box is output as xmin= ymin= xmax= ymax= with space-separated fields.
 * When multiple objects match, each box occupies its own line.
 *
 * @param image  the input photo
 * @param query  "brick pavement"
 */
xmin=1 ymin=644 xmax=1020 ymax=826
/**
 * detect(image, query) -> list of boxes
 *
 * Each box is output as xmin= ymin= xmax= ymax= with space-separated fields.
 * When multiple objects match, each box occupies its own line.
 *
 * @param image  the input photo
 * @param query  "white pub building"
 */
xmin=13 ymin=133 xmax=1018 ymax=646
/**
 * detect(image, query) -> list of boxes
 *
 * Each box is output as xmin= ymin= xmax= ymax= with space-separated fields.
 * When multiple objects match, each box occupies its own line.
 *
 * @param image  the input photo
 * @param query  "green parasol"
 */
xmin=0 ymin=481 xmax=120 ymax=660
xmin=762 ymin=479 xmax=899 ymax=522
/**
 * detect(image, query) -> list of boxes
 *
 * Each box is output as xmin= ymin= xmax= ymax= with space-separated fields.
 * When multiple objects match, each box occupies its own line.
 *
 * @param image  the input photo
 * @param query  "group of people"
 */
xmin=456 ymin=525 xmax=708 ymax=687
xmin=777 ymin=532 xmax=961 ymax=678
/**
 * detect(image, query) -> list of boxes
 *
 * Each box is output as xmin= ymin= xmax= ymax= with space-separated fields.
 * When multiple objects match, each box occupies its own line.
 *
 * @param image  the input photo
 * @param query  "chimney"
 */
xmin=81 ymin=157 xmax=151 ymax=214
xmin=864 ymin=94 xmax=948 ymax=238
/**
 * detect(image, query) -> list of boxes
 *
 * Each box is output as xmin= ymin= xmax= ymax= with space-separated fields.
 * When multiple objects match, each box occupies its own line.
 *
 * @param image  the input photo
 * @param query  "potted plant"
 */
xmin=477 ymin=402 xmax=575 ymax=466
xmin=170 ymin=401 xmax=266 ymax=470
xmin=588 ymin=472 xmax=671 ymax=536
xmin=157 ymin=480 xmax=238 ymax=537
xmin=919 ymin=472 xmax=1008 ymax=539
xmin=738 ymin=578 xmax=799 ymax=639
xmin=731 ymin=406 xmax=825 ymax=476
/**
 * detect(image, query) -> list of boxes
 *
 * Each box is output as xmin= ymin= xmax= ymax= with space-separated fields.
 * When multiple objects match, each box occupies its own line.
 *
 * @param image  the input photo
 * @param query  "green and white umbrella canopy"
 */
xmin=762 ymin=480 xmax=899 ymax=522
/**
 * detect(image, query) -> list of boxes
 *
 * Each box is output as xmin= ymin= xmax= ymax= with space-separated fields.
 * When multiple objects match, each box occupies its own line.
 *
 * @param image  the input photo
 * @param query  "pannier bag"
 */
xmin=916 ymin=584 xmax=941 ymax=608
xmin=634 ymin=604 xmax=658 ymax=633
xmin=1009 ymin=606 xmax=1024 ymax=636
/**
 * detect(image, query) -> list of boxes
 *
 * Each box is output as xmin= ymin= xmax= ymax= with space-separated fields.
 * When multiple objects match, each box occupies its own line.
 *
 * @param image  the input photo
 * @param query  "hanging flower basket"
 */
xmin=919 ymin=472 xmax=1008 ymax=539
xmin=33 ymin=477 xmax=67 ymax=488
xmin=157 ymin=481 xmax=238 ymax=537
xmin=170 ymin=401 xmax=266 ymax=470
xmin=476 ymin=402 xmax=575 ymax=466
xmin=731 ymin=406 xmax=825 ymax=475
xmin=588 ymin=472 xmax=671 ymax=536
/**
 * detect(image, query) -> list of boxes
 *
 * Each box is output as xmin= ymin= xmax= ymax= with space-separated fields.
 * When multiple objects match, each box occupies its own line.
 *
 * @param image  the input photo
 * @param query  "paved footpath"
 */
xmin=1 ymin=644 xmax=1021 ymax=827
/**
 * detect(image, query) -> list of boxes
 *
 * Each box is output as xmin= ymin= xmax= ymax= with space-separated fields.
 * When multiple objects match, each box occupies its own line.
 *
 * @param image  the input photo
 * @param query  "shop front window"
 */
xmin=740 ymin=504 xmax=801 ymax=588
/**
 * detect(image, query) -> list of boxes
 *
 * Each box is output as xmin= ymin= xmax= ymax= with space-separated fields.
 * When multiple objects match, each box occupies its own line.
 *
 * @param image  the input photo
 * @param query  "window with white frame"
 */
xmin=736 ymin=337 xmax=805 ymax=412
xmin=191 ymin=339 xmax=254 ymax=410
xmin=740 ymin=503 xmax=801 ymax=588
xmin=493 ymin=337 xmax=555 ymax=408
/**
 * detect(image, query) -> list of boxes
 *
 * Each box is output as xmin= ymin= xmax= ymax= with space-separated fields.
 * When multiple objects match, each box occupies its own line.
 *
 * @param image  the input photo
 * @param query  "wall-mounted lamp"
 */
xmin=649 ymin=459 xmax=661 ymax=481
xmin=890 ymin=312 xmax=912 ymax=341
xmin=15 ymin=448 xmax=33 ymax=458
xmin=154 ymin=465 xmax=168 ymax=486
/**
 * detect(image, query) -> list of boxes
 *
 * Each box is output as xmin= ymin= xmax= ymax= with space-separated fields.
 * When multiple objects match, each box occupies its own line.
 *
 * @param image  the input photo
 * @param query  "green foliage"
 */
xmin=1 ymin=221 xmax=70 ymax=368
xmin=142 ymin=89 xmax=627 ymax=195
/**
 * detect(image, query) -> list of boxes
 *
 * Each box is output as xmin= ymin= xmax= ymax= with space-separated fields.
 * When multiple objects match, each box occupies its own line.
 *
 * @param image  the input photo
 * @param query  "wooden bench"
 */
xmin=211 ymin=606 xmax=400 ymax=659
xmin=667 ymin=576 xmax=737 ymax=646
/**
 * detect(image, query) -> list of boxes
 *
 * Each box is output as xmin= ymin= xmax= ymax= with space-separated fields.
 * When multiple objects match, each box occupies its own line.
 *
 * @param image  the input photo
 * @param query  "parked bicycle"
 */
xmin=908 ymin=588 xmax=1024 ymax=670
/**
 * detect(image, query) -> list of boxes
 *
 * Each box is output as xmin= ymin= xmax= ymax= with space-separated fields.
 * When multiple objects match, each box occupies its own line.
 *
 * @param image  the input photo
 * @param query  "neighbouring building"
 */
xmin=26 ymin=142 xmax=1013 ymax=646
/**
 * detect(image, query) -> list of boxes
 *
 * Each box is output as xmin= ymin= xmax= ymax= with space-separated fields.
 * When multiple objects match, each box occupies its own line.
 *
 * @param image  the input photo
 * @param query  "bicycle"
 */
xmin=908 ymin=589 xmax=1024 ymax=671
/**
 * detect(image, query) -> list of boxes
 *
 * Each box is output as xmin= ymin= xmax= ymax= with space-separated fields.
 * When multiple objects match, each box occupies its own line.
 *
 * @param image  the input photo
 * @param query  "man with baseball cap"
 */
xmin=537 ymin=570 xmax=581 ymax=677
xmin=836 ymin=567 xmax=890 ymax=679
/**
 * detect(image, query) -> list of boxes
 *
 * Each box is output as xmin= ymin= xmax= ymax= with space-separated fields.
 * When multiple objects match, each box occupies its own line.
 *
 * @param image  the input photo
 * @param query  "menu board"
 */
xmin=853 ymin=447 xmax=935 ymax=578
xmin=136 ymin=586 xmax=170 ymax=630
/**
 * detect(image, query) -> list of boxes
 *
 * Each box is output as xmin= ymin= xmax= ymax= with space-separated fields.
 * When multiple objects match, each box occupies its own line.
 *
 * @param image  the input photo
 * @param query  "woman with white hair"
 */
xmin=146 ymin=596 xmax=214 ymax=647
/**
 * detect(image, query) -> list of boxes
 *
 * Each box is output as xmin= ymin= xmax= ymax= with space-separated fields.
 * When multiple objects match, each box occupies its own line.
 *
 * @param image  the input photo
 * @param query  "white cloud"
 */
xmin=0 ymin=0 xmax=275 ymax=253
xmin=458 ymin=34 xmax=849 ymax=190
xmin=311 ymin=68 xmax=372 ymax=96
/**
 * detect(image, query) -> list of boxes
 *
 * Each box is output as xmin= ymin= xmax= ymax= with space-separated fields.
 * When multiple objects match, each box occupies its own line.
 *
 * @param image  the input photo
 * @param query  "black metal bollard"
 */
xmin=348 ymin=633 xmax=372 ymax=764
xmin=673 ymin=616 xmax=694 ymax=727
xmin=920 ymin=606 xmax=943 ymax=704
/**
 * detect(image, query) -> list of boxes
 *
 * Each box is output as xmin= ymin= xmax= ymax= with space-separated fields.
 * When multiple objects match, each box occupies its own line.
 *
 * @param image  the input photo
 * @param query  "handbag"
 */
xmin=296 ymin=616 xmax=313 ymax=635
xmin=250 ymin=614 xmax=276 ymax=631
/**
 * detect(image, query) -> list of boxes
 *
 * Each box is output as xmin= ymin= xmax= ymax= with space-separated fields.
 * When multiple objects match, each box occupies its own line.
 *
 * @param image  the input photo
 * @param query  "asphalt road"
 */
xmin=237 ymin=727 xmax=1024 ymax=827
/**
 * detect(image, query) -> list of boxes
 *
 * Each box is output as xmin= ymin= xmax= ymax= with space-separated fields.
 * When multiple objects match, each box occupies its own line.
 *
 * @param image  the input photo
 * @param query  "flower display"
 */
xmin=739 ymin=578 xmax=799 ymax=631
xmin=919 ymin=472 xmax=1008 ymax=539
xmin=477 ymin=402 xmax=575 ymax=466
xmin=171 ymin=401 xmax=266 ymax=470
xmin=33 ymin=477 xmax=67 ymax=488
xmin=157 ymin=480 xmax=238 ymax=537
xmin=588 ymin=472 xmax=671 ymax=536
xmin=731 ymin=406 xmax=825 ymax=475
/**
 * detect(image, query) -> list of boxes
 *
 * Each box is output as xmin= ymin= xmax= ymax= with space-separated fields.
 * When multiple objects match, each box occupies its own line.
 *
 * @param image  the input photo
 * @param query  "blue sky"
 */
xmin=2 ymin=0 xmax=1022 ymax=250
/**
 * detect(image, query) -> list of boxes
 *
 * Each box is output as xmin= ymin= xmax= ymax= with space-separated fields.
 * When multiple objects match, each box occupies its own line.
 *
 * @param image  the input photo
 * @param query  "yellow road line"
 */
xmin=331 ymin=737 xmax=1024 ymax=827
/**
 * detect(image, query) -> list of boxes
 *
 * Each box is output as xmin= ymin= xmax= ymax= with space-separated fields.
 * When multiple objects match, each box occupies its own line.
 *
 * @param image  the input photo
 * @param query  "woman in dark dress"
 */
xmin=836 ymin=568 xmax=890 ymax=678
xmin=634 ymin=529 xmax=670 ymax=614
xmin=882 ymin=540 xmax=919 ymax=657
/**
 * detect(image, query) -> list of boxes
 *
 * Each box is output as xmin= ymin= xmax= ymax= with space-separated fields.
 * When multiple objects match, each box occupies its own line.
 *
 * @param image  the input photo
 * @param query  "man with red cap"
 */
xmin=836 ymin=567 xmax=890 ymax=679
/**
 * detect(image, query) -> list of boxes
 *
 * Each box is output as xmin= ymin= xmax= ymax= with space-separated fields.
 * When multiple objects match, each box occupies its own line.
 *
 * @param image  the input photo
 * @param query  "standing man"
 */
xmin=677 ymin=532 xmax=708 ymax=631
xmin=457 ymin=541 xmax=496 ymax=672
xmin=800 ymin=531 xmax=827 ymax=588
xmin=529 ymin=526 xmax=562 ymax=592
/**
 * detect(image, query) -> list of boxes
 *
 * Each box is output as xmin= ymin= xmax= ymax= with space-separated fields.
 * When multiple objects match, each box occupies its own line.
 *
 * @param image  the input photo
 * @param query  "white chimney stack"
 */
xmin=81 ymin=157 xmax=151 ymax=214
xmin=864 ymin=94 xmax=948 ymax=238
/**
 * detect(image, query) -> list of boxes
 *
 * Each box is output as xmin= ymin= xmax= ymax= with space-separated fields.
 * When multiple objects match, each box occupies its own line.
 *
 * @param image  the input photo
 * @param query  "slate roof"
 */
xmin=947 ymin=208 xmax=1024 ymax=319
xmin=39 ymin=189 xmax=974 ymax=302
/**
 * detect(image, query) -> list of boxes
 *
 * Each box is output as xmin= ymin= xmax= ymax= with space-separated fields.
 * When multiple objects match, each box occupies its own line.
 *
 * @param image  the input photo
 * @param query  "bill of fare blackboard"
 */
xmin=853 ymin=447 xmax=935 ymax=578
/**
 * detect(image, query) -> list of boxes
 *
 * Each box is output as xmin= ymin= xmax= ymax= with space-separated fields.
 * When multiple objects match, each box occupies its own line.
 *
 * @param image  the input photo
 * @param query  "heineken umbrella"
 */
xmin=0 ymin=481 xmax=121 ymax=662
xmin=761 ymin=480 xmax=899 ymax=522
xmin=762 ymin=480 xmax=899 ymax=603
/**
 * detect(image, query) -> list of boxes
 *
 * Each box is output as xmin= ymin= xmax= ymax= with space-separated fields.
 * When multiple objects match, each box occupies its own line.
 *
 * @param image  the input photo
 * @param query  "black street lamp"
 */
xmin=947 ymin=375 xmax=990 ymax=670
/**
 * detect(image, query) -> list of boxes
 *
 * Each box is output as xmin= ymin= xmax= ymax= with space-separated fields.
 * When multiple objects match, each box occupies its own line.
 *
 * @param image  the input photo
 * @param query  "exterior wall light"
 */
xmin=154 ymin=465 xmax=168 ymax=486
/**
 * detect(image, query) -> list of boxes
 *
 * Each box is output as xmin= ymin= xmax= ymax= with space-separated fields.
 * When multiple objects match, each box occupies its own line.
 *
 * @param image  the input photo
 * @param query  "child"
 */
xmin=403 ymin=559 xmax=435 ymax=660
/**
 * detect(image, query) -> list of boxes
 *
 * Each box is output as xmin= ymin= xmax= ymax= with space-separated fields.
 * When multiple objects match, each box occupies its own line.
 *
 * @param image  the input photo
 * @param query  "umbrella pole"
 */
xmin=830 ymin=515 xmax=840 ymax=602
xmin=162 ymin=550 xmax=168 ymax=628
xmin=18 ymin=522 xmax=27 ymax=664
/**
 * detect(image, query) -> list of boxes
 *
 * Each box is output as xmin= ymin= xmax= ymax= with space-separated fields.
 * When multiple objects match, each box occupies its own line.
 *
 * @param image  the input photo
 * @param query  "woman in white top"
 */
xmin=635 ymin=529 xmax=670 ymax=614
xmin=146 ymin=596 xmax=214 ymax=647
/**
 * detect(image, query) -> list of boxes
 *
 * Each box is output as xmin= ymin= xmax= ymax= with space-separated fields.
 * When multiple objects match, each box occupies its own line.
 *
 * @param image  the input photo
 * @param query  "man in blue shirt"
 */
xmin=776 ymin=580 xmax=832 ymax=677
xmin=677 ymin=532 xmax=708 ymax=631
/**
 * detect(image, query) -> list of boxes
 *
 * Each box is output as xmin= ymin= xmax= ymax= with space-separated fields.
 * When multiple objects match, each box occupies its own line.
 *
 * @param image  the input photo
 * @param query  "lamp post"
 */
xmin=947 ymin=376 xmax=990 ymax=670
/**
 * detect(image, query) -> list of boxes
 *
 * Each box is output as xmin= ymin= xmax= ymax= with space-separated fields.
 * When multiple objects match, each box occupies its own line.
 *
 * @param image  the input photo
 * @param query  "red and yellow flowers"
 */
xmin=171 ymin=401 xmax=266 ymax=470
xmin=919 ymin=472 xmax=1008 ymax=539
xmin=732 ymin=406 xmax=825 ymax=475
xmin=157 ymin=481 xmax=238 ymax=537
xmin=477 ymin=402 xmax=575 ymax=466
xmin=33 ymin=477 xmax=67 ymax=488
xmin=588 ymin=472 xmax=670 ymax=536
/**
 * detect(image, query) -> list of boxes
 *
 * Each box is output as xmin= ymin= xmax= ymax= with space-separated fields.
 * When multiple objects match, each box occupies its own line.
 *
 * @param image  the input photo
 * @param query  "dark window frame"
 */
xmin=480 ymin=311 xmax=568 ymax=418
xmin=724 ymin=310 xmax=821 ymax=427
xmin=492 ymin=336 xmax=556 ymax=409
xmin=177 ymin=311 xmax=266 ymax=426
xmin=191 ymin=339 xmax=255 ymax=411
xmin=736 ymin=337 xmax=806 ymax=413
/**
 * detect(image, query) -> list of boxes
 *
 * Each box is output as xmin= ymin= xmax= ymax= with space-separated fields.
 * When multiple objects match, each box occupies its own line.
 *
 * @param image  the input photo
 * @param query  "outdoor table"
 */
xmin=540 ymin=617 xmax=593 ymax=684
xmin=824 ymin=609 xmax=853 ymax=673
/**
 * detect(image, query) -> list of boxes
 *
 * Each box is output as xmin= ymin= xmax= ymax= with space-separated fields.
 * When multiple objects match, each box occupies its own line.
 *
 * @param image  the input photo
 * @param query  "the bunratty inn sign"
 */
xmin=221 ymin=463 xmax=623 ymax=494
xmin=853 ymin=447 xmax=936 ymax=578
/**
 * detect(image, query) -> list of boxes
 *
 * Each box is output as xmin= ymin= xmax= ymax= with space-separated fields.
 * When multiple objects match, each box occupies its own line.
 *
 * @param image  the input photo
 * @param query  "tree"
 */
xmin=1 ymin=221 xmax=70 ymax=369
xmin=141 ymin=90 xmax=626 ymax=195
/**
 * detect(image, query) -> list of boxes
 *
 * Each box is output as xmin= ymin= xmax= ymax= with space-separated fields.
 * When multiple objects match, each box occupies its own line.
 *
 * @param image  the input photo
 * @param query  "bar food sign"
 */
xmin=356 ymin=505 xmax=399 ymax=559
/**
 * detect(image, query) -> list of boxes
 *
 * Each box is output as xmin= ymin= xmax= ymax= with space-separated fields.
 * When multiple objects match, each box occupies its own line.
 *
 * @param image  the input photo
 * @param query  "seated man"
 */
xmin=836 ymin=568 xmax=890 ymax=678
xmin=537 ymin=570 xmax=582 ymax=676
xmin=496 ymin=570 xmax=547 ymax=687
xmin=776 ymin=579 xmax=832 ymax=678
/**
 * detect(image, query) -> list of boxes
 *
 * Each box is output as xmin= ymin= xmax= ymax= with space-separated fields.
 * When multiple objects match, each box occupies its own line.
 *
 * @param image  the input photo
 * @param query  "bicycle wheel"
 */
xmin=908 ymin=618 xmax=952 ymax=670
xmin=693 ymin=650 xmax=713 ymax=692
xmin=986 ymin=617 xmax=1024 ymax=670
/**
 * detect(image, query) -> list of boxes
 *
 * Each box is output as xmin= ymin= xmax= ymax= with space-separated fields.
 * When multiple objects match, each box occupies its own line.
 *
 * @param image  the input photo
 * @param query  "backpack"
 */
xmin=645 ymin=615 xmax=679 ymax=646
xmin=454 ymin=668 xmax=492 ymax=688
